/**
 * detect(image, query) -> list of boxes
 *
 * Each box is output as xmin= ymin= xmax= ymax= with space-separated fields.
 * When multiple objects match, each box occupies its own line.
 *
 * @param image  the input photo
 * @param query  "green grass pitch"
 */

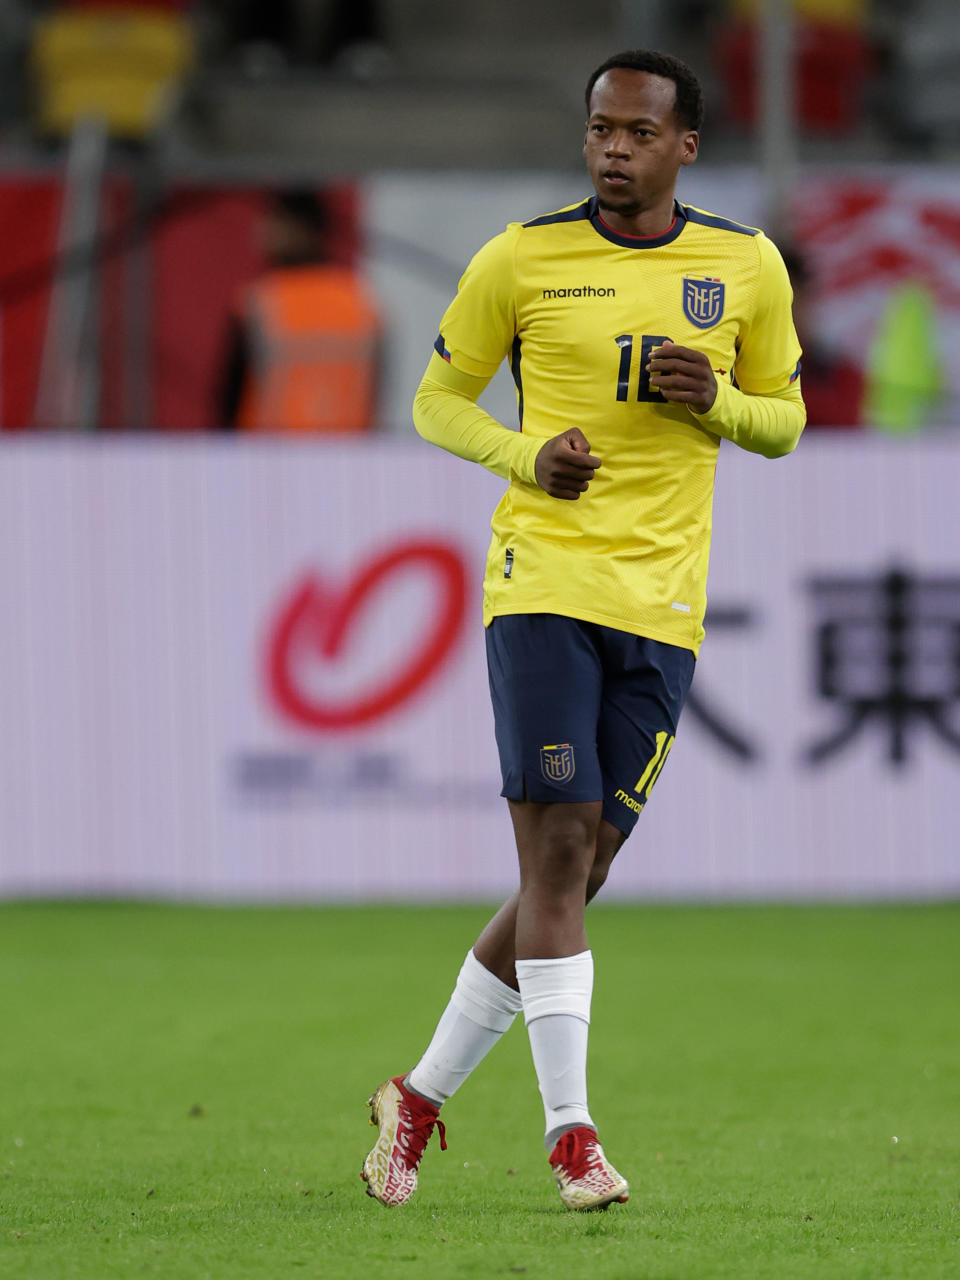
xmin=0 ymin=900 xmax=957 ymax=1279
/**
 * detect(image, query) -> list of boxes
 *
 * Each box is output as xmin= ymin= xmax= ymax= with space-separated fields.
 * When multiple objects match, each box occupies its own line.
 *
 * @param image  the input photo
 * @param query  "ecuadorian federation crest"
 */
xmin=683 ymin=277 xmax=725 ymax=329
xmin=540 ymin=743 xmax=575 ymax=785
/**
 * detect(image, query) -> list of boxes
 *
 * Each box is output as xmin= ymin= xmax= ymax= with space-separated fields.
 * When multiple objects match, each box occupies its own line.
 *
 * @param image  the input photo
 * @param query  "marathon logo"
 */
xmin=615 ymin=788 xmax=644 ymax=815
xmin=542 ymin=286 xmax=616 ymax=299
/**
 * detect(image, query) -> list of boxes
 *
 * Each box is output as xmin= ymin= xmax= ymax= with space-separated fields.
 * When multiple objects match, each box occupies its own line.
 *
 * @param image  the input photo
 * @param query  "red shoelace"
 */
xmin=399 ymin=1086 xmax=448 ymax=1166
xmin=548 ymin=1126 xmax=598 ymax=1180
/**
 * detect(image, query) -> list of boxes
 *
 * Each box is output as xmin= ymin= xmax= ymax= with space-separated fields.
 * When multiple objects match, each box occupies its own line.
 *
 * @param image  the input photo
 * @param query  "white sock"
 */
xmin=406 ymin=949 xmax=522 ymax=1106
xmin=516 ymin=950 xmax=595 ymax=1148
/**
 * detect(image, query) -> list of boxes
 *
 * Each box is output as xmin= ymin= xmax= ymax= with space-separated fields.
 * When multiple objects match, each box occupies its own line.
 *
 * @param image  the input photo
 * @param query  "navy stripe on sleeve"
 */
xmin=523 ymin=200 xmax=593 ymax=229
xmin=681 ymin=206 xmax=759 ymax=237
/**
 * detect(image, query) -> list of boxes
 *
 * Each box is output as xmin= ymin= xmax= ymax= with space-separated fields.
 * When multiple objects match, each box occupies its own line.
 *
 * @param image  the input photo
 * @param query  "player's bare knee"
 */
xmin=549 ymin=810 xmax=597 ymax=873
xmin=520 ymin=811 xmax=595 ymax=896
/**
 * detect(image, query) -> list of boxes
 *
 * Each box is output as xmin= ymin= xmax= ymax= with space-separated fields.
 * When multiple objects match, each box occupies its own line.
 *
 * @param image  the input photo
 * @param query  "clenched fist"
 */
xmin=534 ymin=428 xmax=602 ymax=500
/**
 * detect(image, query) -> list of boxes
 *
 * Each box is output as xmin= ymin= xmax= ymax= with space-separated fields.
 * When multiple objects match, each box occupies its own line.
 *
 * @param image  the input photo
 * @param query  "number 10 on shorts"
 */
xmin=635 ymin=731 xmax=675 ymax=798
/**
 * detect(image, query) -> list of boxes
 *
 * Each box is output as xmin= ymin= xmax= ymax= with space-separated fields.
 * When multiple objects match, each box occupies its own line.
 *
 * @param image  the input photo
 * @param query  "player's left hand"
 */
xmin=646 ymin=341 xmax=717 ymax=414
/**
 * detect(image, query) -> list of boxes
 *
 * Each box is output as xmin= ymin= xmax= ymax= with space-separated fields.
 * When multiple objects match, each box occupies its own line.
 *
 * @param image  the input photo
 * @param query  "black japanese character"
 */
xmin=806 ymin=567 xmax=960 ymax=766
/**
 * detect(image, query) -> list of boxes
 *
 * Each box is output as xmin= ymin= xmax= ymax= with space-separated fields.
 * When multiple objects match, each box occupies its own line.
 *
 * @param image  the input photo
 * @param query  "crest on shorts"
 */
xmin=540 ymin=743 xmax=575 ymax=785
xmin=682 ymin=277 xmax=725 ymax=329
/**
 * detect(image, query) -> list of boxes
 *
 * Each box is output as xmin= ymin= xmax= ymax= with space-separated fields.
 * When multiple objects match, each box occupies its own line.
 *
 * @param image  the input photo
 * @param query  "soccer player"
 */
xmin=362 ymin=49 xmax=804 ymax=1211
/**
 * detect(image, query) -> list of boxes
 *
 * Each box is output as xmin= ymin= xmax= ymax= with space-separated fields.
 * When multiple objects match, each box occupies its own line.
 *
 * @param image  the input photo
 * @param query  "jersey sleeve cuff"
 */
xmin=508 ymin=432 xmax=543 ymax=486
xmin=690 ymin=375 xmax=737 ymax=428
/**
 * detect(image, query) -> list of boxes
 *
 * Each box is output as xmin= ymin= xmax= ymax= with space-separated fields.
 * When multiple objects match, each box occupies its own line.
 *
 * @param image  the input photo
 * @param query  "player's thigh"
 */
xmin=596 ymin=633 xmax=696 ymax=837
xmin=485 ymin=613 xmax=604 ymax=804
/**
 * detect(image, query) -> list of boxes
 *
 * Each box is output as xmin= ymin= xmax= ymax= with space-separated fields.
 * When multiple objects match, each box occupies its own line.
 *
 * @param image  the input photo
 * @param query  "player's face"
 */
xmin=583 ymin=69 xmax=698 ymax=224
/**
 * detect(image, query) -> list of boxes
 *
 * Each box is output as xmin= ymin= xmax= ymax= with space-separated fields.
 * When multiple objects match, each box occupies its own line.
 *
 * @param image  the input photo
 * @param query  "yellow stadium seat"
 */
xmin=30 ymin=8 xmax=195 ymax=140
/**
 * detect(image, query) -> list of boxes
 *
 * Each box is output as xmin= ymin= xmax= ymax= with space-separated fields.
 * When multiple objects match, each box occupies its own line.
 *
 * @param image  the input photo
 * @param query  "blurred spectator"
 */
xmin=217 ymin=188 xmax=382 ymax=433
xmin=864 ymin=281 xmax=946 ymax=434
xmin=783 ymin=246 xmax=864 ymax=429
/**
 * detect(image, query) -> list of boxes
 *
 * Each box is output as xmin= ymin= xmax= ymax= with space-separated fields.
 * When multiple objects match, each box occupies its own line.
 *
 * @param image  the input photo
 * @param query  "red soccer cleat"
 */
xmin=361 ymin=1075 xmax=447 ymax=1206
xmin=548 ymin=1125 xmax=629 ymax=1211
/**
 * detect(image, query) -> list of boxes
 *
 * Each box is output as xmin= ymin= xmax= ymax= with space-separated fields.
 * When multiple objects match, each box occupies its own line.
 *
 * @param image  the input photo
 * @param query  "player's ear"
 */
xmin=679 ymin=131 xmax=699 ymax=166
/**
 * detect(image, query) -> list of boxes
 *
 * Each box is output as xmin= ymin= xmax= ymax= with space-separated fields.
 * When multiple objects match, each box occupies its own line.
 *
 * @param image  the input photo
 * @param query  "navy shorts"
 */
xmin=485 ymin=613 xmax=696 ymax=837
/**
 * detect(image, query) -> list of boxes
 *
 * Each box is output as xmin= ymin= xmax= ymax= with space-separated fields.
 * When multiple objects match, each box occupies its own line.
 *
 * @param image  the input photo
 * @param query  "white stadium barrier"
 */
xmin=0 ymin=435 xmax=956 ymax=901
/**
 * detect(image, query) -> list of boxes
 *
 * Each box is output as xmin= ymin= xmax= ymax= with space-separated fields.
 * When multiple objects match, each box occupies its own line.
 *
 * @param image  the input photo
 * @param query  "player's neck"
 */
xmin=596 ymin=194 xmax=678 ymax=239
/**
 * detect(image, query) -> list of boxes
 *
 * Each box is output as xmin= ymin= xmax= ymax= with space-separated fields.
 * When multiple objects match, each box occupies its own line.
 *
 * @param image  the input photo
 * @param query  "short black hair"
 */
xmin=585 ymin=49 xmax=704 ymax=133
xmin=271 ymin=188 xmax=328 ymax=234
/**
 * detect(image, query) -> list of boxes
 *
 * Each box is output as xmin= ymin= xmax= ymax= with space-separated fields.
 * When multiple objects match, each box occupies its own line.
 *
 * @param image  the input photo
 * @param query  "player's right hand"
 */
xmin=534 ymin=428 xmax=602 ymax=500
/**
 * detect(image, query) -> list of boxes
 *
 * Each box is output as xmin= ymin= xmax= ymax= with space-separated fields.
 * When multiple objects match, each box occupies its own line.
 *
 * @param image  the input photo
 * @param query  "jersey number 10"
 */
xmin=615 ymin=334 xmax=669 ymax=403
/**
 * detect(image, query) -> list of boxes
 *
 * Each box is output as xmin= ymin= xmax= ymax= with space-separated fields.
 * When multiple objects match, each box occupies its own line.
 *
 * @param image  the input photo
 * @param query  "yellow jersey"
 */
xmin=416 ymin=196 xmax=804 ymax=654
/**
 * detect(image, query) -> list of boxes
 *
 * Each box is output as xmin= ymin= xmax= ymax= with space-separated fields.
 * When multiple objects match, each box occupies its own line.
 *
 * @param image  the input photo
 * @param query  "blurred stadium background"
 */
xmin=0 ymin=0 xmax=957 ymax=904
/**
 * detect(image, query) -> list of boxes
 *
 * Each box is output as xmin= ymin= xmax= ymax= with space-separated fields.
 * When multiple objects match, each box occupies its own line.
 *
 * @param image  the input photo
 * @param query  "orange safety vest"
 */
xmin=237 ymin=266 xmax=380 ymax=433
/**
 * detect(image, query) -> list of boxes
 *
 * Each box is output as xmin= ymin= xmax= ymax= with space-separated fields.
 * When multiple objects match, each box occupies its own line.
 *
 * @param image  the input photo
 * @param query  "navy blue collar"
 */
xmin=588 ymin=196 xmax=687 ymax=249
